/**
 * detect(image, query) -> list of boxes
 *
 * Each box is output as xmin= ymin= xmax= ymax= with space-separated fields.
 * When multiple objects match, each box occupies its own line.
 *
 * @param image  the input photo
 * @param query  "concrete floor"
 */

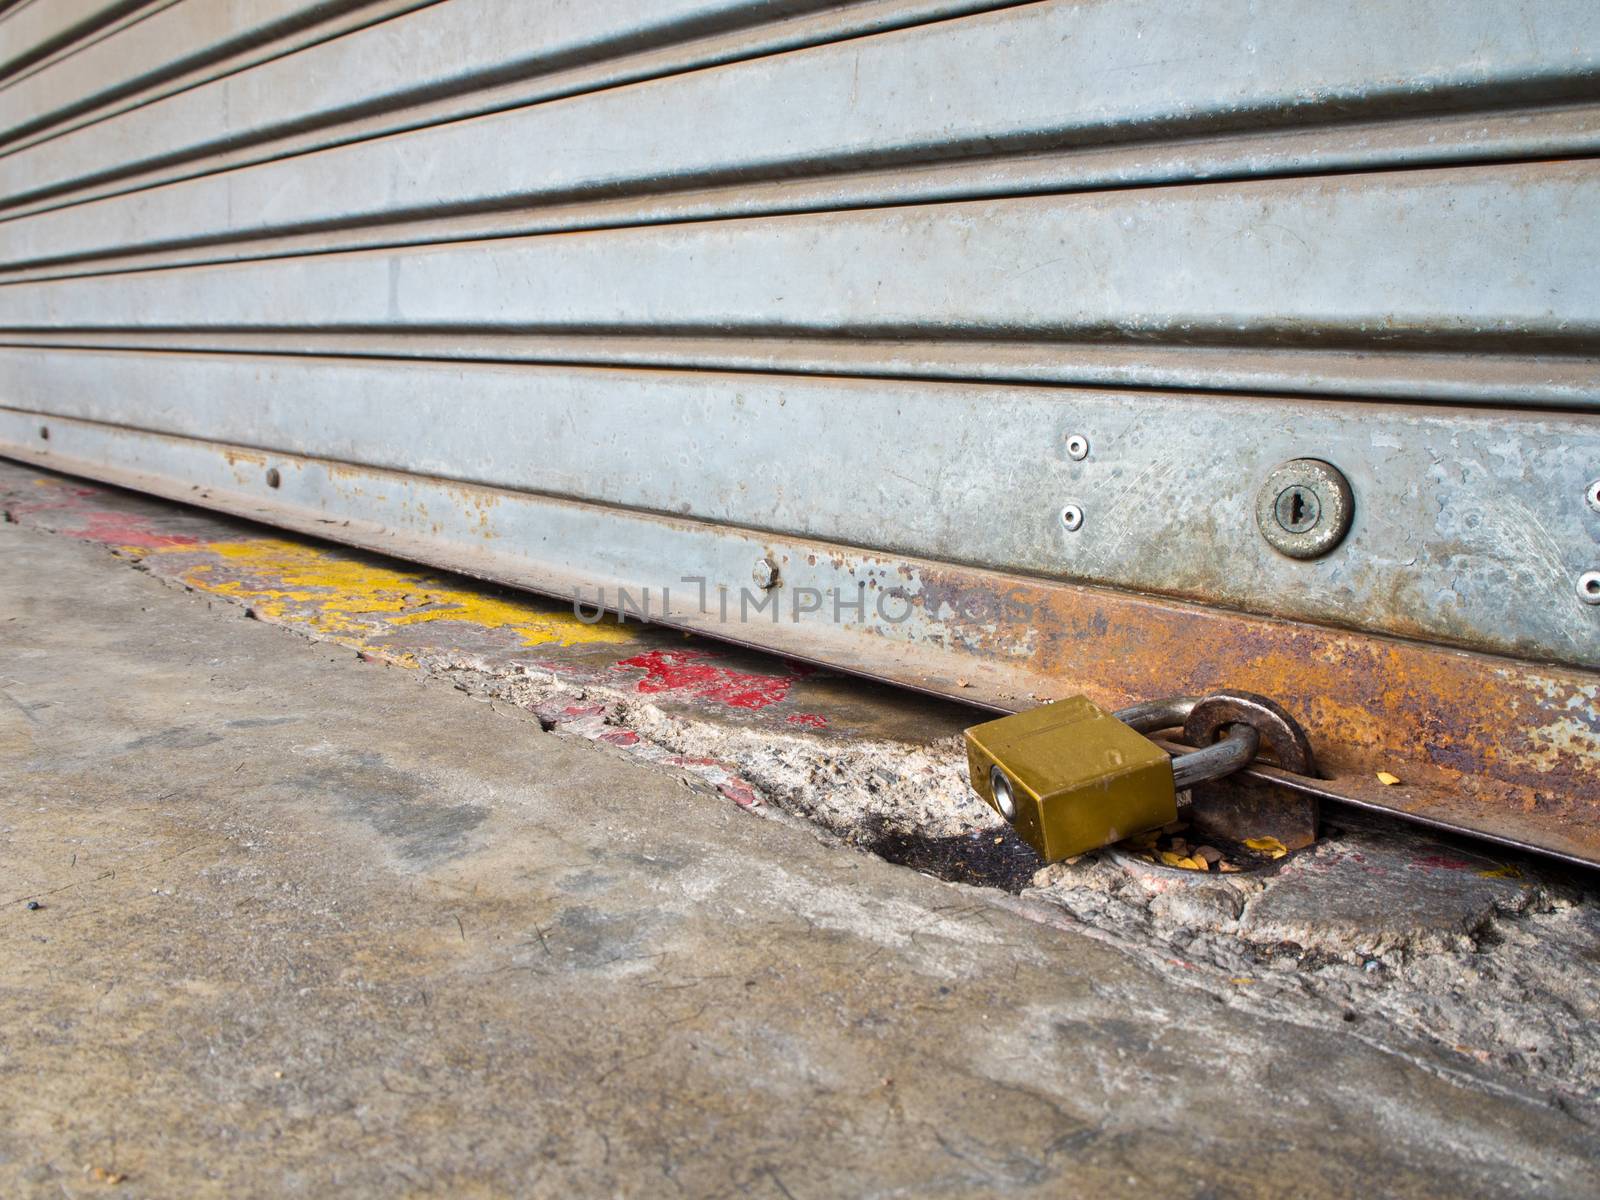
xmin=4 ymin=519 xmax=1599 ymax=1197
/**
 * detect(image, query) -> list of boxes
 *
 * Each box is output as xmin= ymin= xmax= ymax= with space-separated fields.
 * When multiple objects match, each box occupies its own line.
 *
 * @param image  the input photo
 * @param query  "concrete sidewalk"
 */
xmin=2 ymin=520 xmax=1597 ymax=1197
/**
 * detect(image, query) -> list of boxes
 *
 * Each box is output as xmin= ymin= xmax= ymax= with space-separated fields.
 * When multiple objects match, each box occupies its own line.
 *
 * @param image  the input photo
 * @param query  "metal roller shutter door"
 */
xmin=0 ymin=0 xmax=1596 ymax=861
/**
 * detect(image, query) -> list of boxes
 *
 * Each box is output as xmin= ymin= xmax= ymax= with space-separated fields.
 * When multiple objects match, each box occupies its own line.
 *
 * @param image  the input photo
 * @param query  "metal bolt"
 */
xmin=990 ymin=764 xmax=1017 ymax=821
xmin=1060 ymin=504 xmax=1084 ymax=532
xmin=1065 ymin=434 xmax=1090 ymax=461
xmin=1255 ymin=459 xmax=1353 ymax=559
xmin=1579 ymin=570 xmax=1600 ymax=606
xmin=1586 ymin=478 xmax=1600 ymax=514
xmin=752 ymin=557 xmax=779 ymax=589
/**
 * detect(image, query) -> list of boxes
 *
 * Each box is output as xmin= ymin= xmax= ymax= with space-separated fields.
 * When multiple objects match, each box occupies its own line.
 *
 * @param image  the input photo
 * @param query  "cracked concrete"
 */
xmin=424 ymin=658 xmax=1600 ymax=1117
xmin=6 ymin=518 xmax=1600 ymax=1197
xmin=6 ymin=463 xmax=1600 ymax=1184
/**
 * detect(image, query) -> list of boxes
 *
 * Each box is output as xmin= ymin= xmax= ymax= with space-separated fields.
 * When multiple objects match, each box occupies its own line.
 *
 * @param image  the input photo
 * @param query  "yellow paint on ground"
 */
xmin=146 ymin=536 xmax=630 ymax=661
xmin=1478 ymin=865 xmax=1523 ymax=880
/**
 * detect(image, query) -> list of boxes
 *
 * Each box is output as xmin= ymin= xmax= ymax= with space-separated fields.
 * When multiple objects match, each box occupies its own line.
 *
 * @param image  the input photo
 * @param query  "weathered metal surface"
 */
xmin=9 ymin=327 xmax=1597 ymax=410
xmin=6 ymin=1 xmax=1600 ymax=274
xmin=0 ymin=1 xmax=431 ymax=155
xmin=0 ymin=0 xmax=153 ymax=82
xmin=5 ymin=164 xmax=1596 ymax=351
xmin=3 ymin=356 xmax=1594 ymax=665
xmin=2 ymin=163 xmax=1595 ymax=423
xmin=0 ymin=0 xmax=1009 ymax=215
xmin=2 ymin=428 xmax=1594 ymax=867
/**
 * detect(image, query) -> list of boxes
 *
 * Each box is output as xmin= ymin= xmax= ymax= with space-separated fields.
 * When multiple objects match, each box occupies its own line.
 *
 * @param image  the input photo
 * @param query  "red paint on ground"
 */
xmin=718 ymin=780 xmax=761 ymax=809
xmin=614 ymin=649 xmax=803 ymax=711
xmin=786 ymin=713 xmax=829 ymax=729
xmin=599 ymin=729 xmax=641 ymax=748
xmin=2 ymin=484 xmax=199 ymax=550
xmin=1412 ymin=854 xmax=1477 ymax=872
xmin=64 ymin=510 xmax=199 ymax=550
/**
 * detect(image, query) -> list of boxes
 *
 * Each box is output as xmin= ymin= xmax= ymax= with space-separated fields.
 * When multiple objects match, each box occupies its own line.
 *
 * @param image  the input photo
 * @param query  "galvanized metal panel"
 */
xmin=1 ymin=164 xmax=1594 ymax=412
xmin=9 ymin=325 xmax=1599 ymax=411
xmin=1 ymin=348 xmax=1595 ymax=665
xmin=6 ymin=0 xmax=1600 ymax=270
xmin=1 ymin=0 xmax=1596 ymax=860
xmin=0 ymin=1 xmax=430 ymax=153
xmin=0 ymin=0 xmax=1009 ymax=214
xmin=0 ymin=0 xmax=156 ymax=81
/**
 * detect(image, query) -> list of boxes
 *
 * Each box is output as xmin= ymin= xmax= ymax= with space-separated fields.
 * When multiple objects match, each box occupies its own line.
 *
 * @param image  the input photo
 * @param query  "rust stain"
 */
xmin=903 ymin=560 xmax=1599 ymax=858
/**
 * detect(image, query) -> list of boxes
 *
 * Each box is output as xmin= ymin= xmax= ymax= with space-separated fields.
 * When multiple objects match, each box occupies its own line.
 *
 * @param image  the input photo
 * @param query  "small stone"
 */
xmin=25 ymin=900 xmax=41 ymax=911
xmin=1194 ymin=846 xmax=1223 ymax=865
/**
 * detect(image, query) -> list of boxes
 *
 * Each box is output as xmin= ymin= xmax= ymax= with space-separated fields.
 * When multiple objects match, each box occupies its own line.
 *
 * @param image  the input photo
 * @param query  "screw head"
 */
xmin=1065 ymin=434 xmax=1090 ymax=461
xmin=1586 ymin=479 xmax=1600 ymax=514
xmin=1255 ymin=459 xmax=1353 ymax=559
xmin=989 ymin=764 xmax=1017 ymax=821
xmin=1060 ymin=504 xmax=1084 ymax=532
xmin=1579 ymin=570 xmax=1600 ymax=606
xmin=752 ymin=557 xmax=779 ymax=589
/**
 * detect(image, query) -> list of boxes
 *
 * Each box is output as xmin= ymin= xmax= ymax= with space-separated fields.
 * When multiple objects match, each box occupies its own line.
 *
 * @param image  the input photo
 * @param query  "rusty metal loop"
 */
xmin=1183 ymin=690 xmax=1317 ymax=777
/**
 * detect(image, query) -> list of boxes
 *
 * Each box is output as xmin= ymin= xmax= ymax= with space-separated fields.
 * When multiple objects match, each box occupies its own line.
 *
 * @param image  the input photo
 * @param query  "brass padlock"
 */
xmin=965 ymin=695 xmax=1260 ymax=861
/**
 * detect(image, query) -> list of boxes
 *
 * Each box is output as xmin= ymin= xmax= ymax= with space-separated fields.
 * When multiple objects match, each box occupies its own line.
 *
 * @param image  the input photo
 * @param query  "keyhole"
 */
xmin=1274 ymin=485 xmax=1321 ymax=534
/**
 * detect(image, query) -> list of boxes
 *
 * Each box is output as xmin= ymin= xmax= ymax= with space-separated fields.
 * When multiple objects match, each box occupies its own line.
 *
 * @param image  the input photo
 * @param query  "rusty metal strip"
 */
xmin=3 ymin=421 xmax=1595 ymax=867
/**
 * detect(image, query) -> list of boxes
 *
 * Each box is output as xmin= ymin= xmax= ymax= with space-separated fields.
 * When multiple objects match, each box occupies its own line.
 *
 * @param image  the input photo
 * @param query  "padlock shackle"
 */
xmin=1113 ymin=696 xmax=1200 ymax=735
xmin=1170 ymin=723 xmax=1260 ymax=790
xmin=1113 ymin=697 xmax=1263 ymax=790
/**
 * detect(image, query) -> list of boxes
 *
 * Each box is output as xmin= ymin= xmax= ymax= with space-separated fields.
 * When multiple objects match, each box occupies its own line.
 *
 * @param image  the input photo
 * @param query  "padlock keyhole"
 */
xmin=1274 ymin=484 xmax=1321 ymax=534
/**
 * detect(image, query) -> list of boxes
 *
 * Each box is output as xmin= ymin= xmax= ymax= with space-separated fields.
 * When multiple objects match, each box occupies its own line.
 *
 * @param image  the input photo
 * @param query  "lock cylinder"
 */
xmin=966 ymin=694 xmax=1262 ymax=862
